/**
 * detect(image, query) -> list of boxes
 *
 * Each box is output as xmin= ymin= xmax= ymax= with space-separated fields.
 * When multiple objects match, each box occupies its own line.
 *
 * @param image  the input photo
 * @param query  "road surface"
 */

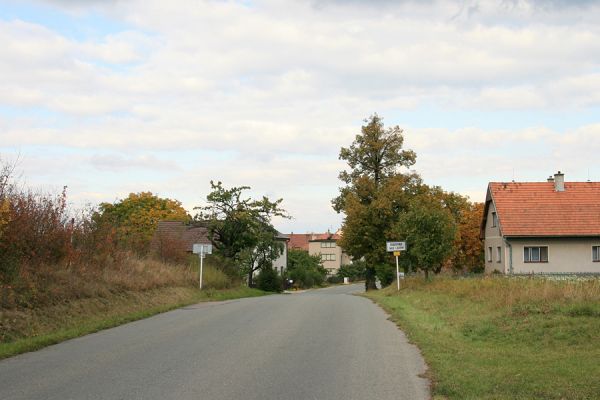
xmin=0 ymin=284 xmax=429 ymax=400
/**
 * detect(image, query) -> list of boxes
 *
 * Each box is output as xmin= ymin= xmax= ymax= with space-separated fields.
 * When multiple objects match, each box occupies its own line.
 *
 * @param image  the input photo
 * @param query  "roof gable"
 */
xmin=489 ymin=181 xmax=600 ymax=237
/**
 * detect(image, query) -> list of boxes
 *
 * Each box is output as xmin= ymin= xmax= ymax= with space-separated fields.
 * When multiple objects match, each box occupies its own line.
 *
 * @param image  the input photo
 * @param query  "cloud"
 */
xmin=1 ymin=0 xmax=600 ymax=232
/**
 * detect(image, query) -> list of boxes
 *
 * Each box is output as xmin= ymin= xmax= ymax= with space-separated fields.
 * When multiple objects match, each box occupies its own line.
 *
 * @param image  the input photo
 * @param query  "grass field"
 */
xmin=366 ymin=276 xmax=600 ymax=400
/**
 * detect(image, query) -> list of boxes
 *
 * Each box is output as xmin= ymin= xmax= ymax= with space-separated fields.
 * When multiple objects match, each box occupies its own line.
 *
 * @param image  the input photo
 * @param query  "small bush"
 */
xmin=337 ymin=260 xmax=366 ymax=282
xmin=256 ymin=267 xmax=282 ymax=292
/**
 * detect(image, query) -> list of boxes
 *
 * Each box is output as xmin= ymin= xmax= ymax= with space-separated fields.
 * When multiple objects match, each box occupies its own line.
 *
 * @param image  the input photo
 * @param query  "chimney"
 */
xmin=547 ymin=176 xmax=554 ymax=182
xmin=554 ymin=171 xmax=565 ymax=192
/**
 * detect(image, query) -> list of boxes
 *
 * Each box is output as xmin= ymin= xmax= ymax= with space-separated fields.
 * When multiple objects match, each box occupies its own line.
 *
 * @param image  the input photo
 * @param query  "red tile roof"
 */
xmin=309 ymin=232 xmax=341 ymax=241
xmin=287 ymin=232 xmax=342 ymax=251
xmin=152 ymin=221 xmax=211 ymax=252
xmin=288 ymin=234 xmax=311 ymax=251
xmin=488 ymin=181 xmax=600 ymax=237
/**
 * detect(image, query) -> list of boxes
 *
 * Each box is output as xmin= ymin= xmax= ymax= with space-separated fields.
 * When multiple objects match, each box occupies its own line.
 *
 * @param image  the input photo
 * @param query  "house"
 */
xmin=271 ymin=232 xmax=289 ymax=275
xmin=481 ymin=172 xmax=600 ymax=274
xmin=288 ymin=231 xmax=353 ymax=275
xmin=307 ymin=231 xmax=352 ymax=275
xmin=152 ymin=221 xmax=211 ymax=261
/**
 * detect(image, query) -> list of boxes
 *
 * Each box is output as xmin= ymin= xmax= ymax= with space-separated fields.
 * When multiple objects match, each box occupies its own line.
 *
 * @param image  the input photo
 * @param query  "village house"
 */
xmin=289 ymin=231 xmax=352 ymax=275
xmin=481 ymin=172 xmax=600 ymax=274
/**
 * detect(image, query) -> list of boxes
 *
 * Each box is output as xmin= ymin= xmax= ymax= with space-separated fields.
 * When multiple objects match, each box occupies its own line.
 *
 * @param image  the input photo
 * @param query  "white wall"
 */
xmin=507 ymin=237 xmax=600 ymax=274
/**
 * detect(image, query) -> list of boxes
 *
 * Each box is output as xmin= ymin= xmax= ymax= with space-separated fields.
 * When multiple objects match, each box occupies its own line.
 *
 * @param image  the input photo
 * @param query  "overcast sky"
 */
xmin=1 ymin=0 xmax=599 ymax=233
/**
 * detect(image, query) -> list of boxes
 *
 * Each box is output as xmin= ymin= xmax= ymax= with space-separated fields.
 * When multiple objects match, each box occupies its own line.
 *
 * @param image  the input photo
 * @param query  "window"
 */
xmin=491 ymin=212 xmax=498 ymax=228
xmin=593 ymin=246 xmax=600 ymax=262
xmin=487 ymin=247 xmax=492 ymax=262
xmin=320 ymin=241 xmax=335 ymax=248
xmin=321 ymin=254 xmax=336 ymax=261
xmin=524 ymin=246 xmax=548 ymax=263
xmin=496 ymin=246 xmax=502 ymax=263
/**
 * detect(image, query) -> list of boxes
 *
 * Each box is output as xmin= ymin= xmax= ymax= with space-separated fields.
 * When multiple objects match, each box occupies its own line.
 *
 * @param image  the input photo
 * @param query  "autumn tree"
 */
xmin=95 ymin=192 xmax=190 ymax=253
xmin=333 ymin=114 xmax=418 ymax=290
xmin=451 ymin=201 xmax=485 ymax=272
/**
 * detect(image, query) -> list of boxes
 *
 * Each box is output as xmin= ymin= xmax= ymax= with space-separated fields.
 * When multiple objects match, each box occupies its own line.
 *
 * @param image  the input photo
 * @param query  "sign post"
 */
xmin=387 ymin=241 xmax=406 ymax=291
xmin=193 ymin=244 xmax=212 ymax=289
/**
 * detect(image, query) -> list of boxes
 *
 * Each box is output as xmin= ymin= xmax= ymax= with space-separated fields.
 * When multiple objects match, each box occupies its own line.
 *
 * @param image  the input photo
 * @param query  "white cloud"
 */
xmin=1 ymin=0 xmax=600 ymax=231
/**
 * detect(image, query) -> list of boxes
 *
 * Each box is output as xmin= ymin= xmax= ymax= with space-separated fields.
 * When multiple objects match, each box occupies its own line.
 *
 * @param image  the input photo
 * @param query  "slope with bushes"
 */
xmin=0 ymin=161 xmax=266 ymax=357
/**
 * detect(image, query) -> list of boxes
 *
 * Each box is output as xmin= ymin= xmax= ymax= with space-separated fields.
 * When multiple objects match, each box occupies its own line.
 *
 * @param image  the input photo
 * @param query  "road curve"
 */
xmin=0 ymin=284 xmax=429 ymax=400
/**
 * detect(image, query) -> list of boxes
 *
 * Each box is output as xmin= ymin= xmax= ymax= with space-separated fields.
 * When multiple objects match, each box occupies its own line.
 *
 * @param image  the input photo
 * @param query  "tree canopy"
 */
xmin=95 ymin=192 xmax=189 ymax=252
xmin=393 ymin=197 xmax=457 ymax=279
xmin=196 ymin=181 xmax=289 ymax=285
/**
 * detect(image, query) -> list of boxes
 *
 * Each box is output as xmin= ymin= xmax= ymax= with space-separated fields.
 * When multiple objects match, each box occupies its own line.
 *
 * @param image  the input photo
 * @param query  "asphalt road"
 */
xmin=0 ymin=284 xmax=429 ymax=400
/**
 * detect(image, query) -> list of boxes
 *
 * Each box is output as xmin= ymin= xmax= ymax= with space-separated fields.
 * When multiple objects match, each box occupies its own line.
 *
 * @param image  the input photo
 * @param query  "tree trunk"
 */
xmin=365 ymin=266 xmax=377 ymax=291
xmin=424 ymin=268 xmax=429 ymax=280
xmin=248 ymin=271 xmax=254 ymax=287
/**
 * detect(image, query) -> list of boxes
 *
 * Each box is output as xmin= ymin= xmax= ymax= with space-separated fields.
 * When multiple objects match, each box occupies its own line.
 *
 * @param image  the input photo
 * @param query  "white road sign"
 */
xmin=386 ymin=241 xmax=406 ymax=252
xmin=193 ymin=243 xmax=213 ymax=255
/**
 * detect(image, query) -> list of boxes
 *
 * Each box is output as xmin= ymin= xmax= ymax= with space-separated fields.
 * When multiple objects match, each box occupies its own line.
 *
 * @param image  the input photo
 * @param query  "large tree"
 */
xmin=196 ymin=181 xmax=289 ymax=285
xmin=333 ymin=114 xmax=418 ymax=290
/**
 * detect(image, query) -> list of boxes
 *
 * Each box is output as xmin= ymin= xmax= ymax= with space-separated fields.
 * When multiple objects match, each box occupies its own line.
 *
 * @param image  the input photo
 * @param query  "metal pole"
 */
xmin=396 ymin=254 xmax=400 ymax=291
xmin=199 ymin=251 xmax=204 ymax=290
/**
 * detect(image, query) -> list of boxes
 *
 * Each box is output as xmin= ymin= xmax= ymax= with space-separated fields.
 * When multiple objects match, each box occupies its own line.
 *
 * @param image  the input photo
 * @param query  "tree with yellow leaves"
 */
xmin=95 ymin=192 xmax=190 ymax=253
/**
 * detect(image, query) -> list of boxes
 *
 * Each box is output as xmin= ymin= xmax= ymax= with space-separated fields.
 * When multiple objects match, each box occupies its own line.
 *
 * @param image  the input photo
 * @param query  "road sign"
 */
xmin=386 ymin=241 xmax=406 ymax=252
xmin=393 ymin=251 xmax=401 ymax=256
xmin=193 ymin=244 xmax=212 ymax=255
xmin=193 ymin=244 xmax=212 ymax=290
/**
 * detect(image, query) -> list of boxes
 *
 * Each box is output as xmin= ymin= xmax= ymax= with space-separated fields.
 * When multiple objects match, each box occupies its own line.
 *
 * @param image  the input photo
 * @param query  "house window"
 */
xmin=593 ymin=246 xmax=600 ymax=262
xmin=321 ymin=254 xmax=336 ymax=261
xmin=524 ymin=246 xmax=548 ymax=263
xmin=320 ymin=241 xmax=335 ymax=248
xmin=487 ymin=247 xmax=492 ymax=262
xmin=496 ymin=247 xmax=502 ymax=263
xmin=491 ymin=212 xmax=498 ymax=228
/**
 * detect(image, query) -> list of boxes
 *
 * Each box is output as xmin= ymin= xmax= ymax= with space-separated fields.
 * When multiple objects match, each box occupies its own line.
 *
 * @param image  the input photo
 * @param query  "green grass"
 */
xmin=366 ymin=276 xmax=600 ymax=400
xmin=0 ymin=286 xmax=266 ymax=360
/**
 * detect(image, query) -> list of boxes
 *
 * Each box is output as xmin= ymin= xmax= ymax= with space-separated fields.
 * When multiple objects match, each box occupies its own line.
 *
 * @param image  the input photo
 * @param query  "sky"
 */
xmin=1 ymin=0 xmax=599 ymax=233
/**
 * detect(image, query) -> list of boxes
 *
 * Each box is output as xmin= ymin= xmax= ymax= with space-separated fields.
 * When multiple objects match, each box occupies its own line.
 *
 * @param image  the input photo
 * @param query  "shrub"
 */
xmin=375 ymin=263 xmax=395 ymax=286
xmin=256 ymin=267 xmax=282 ymax=292
xmin=336 ymin=260 xmax=366 ymax=282
xmin=286 ymin=249 xmax=327 ymax=288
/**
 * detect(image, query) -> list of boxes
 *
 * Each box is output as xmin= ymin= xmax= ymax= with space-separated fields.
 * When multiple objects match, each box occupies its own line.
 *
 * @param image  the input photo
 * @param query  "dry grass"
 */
xmin=393 ymin=275 xmax=600 ymax=314
xmin=1 ymin=253 xmax=234 ymax=309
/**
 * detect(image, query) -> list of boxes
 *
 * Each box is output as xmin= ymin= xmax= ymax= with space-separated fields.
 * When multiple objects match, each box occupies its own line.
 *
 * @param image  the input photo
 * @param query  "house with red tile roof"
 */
xmin=287 ymin=231 xmax=352 ymax=275
xmin=481 ymin=172 xmax=600 ymax=274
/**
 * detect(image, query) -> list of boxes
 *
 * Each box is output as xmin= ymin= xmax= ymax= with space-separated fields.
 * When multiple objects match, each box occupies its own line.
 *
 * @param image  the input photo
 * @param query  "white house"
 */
xmin=481 ymin=172 xmax=600 ymax=274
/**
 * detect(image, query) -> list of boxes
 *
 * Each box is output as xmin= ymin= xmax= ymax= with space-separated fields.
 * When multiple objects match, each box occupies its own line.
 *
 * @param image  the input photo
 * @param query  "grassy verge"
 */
xmin=0 ymin=285 xmax=266 ymax=360
xmin=365 ymin=276 xmax=600 ymax=400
